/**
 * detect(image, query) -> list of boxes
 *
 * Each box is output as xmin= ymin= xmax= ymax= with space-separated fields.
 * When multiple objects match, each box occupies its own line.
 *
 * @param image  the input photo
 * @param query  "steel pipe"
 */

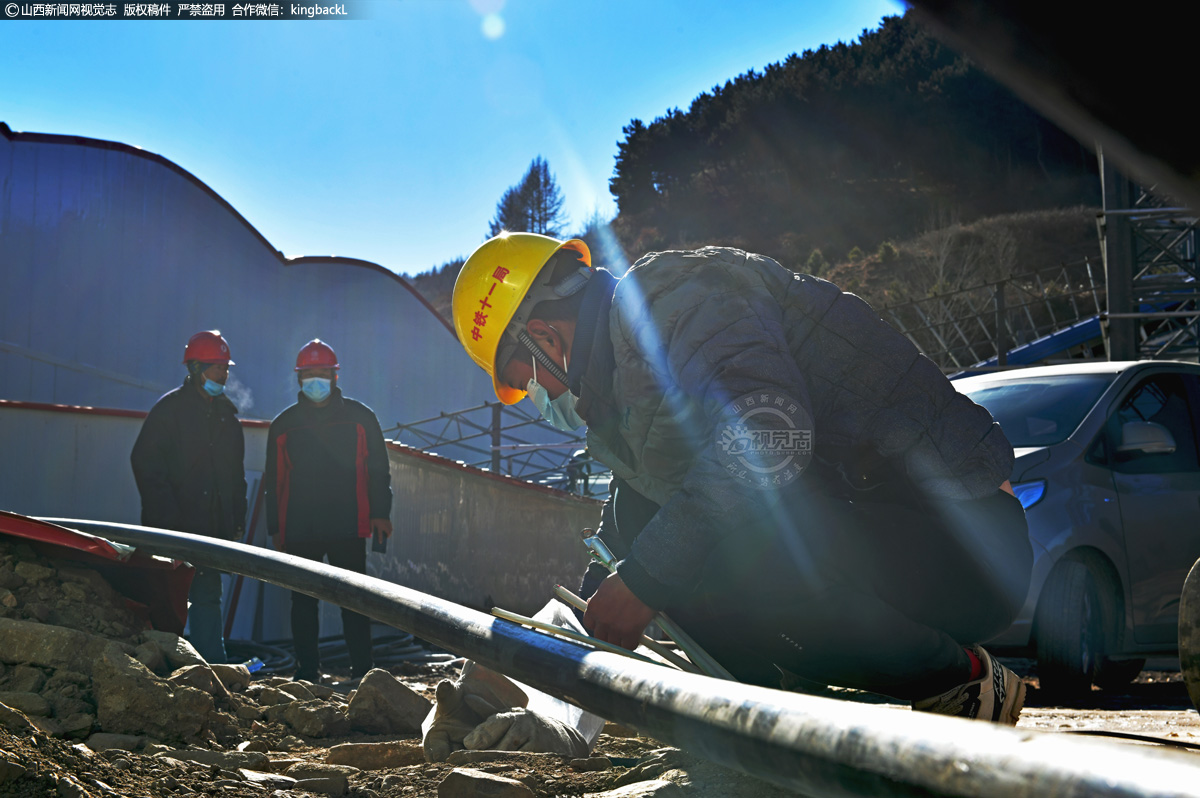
xmin=41 ymin=517 xmax=1200 ymax=798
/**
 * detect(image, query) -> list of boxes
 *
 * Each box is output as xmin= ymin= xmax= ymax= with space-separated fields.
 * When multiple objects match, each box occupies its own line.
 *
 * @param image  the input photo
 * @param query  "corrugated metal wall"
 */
xmin=0 ymin=123 xmax=496 ymax=429
xmin=0 ymin=402 xmax=601 ymax=639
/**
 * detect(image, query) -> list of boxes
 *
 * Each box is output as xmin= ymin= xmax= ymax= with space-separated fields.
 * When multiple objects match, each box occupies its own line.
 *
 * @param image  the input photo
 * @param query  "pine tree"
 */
xmin=487 ymin=156 xmax=567 ymax=238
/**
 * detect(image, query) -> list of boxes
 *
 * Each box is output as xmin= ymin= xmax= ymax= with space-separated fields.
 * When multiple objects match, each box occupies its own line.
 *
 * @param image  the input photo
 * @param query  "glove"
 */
xmin=422 ymin=679 xmax=495 ymax=762
xmin=463 ymin=708 xmax=591 ymax=758
xmin=422 ymin=662 xmax=529 ymax=762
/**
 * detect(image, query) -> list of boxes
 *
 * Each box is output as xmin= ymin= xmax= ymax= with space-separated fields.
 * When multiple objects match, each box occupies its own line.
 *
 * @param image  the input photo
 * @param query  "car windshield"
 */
xmin=957 ymin=374 xmax=1116 ymax=447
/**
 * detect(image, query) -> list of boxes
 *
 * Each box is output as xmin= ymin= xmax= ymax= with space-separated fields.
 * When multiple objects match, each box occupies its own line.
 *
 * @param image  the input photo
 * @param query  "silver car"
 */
xmin=955 ymin=361 xmax=1200 ymax=696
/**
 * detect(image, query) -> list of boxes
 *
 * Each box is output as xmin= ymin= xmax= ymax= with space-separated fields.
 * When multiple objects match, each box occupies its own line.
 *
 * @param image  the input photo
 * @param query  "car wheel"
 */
xmin=1180 ymin=556 xmax=1200 ymax=713
xmin=1035 ymin=560 xmax=1103 ymax=698
xmin=1094 ymin=657 xmax=1145 ymax=690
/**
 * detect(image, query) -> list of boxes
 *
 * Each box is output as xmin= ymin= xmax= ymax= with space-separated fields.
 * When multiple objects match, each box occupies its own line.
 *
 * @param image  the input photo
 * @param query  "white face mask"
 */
xmin=528 ymin=357 xmax=584 ymax=432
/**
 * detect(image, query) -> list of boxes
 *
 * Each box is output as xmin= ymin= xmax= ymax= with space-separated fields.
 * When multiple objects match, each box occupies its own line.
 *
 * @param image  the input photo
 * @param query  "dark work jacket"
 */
xmin=130 ymin=377 xmax=248 ymax=539
xmin=264 ymin=387 xmax=393 ymax=549
xmin=575 ymin=248 xmax=1014 ymax=610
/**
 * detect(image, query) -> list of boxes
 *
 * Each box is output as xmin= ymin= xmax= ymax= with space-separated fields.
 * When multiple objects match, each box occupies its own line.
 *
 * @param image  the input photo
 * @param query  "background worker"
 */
xmin=451 ymin=233 xmax=1033 ymax=725
xmin=131 ymin=330 xmax=246 ymax=665
xmin=264 ymin=339 xmax=393 ymax=683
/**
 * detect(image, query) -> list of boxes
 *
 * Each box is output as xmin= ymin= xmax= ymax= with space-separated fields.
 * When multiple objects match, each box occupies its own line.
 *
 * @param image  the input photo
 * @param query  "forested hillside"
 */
xmin=607 ymin=12 xmax=1098 ymax=267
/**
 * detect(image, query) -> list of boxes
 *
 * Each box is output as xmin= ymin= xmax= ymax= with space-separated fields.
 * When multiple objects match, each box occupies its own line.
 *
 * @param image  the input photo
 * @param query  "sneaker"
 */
xmin=912 ymin=645 xmax=1025 ymax=726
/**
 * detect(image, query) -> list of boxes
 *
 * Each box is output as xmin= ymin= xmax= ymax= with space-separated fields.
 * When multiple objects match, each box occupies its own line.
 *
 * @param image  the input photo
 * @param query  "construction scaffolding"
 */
xmin=1100 ymin=153 xmax=1200 ymax=362
xmin=385 ymin=402 xmax=610 ymax=498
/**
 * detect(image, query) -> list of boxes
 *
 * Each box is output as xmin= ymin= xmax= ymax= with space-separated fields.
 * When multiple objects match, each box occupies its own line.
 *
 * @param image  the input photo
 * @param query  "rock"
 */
xmin=0 ymin=691 xmax=50 ymax=716
xmin=301 ymin=681 xmax=337 ymax=700
xmin=285 ymin=762 xmax=359 ymax=779
xmin=169 ymin=664 xmax=230 ymax=698
xmin=0 ymin=617 xmax=128 ymax=669
xmin=133 ymin=642 xmax=166 ymax=673
xmin=254 ymin=686 xmax=293 ymax=706
xmin=285 ymin=763 xmax=355 ymax=795
xmin=209 ymin=663 xmax=251 ymax=692
xmin=584 ymin=781 xmax=684 ymax=798
xmin=282 ymin=700 xmax=350 ymax=738
xmin=326 ymin=740 xmax=425 ymax=769
xmin=230 ymin=695 xmax=263 ymax=721
xmin=31 ymin=716 xmax=63 ymax=736
xmin=0 ymin=750 xmax=28 ymax=783
xmin=346 ymin=669 xmax=432 ymax=734
xmin=278 ymin=682 xmax=316 ymax=702
xmin=438 ymin=767 xmax=535 ymax=798
xmin=601 ymin=721 xmax=640 ymax=738
xmin=262 ymin=704 xmax=292 ymax=724
xmin=238 ymin=739 xmax=270 ymax=753
xmin=85 ymin=733 xmax=145 ymax=752
xmin=152 ymin=748 xmax=270 ymax=770
xmin=1 ymin=664 xmax=46 ymax=692
xmin=295 ymin=776 xmax=348 ymax=796
xmin=0 ymin=588 xmax=16 ymax=608
xmin=612 ymin=750 xmax=685 ymax=788
xmin=239 ymin=769 xmax=297 ymax=789
xmin=92 ymin=644 xmax=214 ymax=739
xmin=571 ymin=757 xmax=612 ymax=772
xmin=446 ymin=751 xmax=566 ymax=768
xmin=58 ymin=713 xmax=95 ymax=739
xmin=278 ymin=735 xmax=306 ymax=751
xmin=54 ymin=773 xmax=92 ymax=798
xmin=14 ymin=562 xmax=55 ymax=584
xmin=140 ymin=631 xmax=206 ymax=669
xmin=0 ymin=702 xmax=37 ymax=732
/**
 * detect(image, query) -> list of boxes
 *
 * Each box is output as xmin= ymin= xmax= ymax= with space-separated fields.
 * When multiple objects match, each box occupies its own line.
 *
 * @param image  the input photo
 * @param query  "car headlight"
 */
xmin=1011 ymin=479 xmax=1046 ymax=509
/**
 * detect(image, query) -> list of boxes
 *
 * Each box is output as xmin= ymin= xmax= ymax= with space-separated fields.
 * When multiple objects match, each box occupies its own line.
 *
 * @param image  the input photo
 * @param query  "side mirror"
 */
xmin=1118 ymin=421 xmax=1177 ymax=455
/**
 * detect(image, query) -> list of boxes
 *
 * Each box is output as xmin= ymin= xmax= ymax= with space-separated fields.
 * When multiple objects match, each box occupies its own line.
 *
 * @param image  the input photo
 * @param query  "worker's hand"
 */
xmin=583 ymin=573 xmax=656 ymax=651
xmin=370 ymin=518 xmax=393 ymax=539
xmin=463 ymin=708 xmax=590 ymax=757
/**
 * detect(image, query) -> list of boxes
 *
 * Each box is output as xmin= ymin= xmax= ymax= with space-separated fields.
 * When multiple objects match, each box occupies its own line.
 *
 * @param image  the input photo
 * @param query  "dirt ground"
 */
xmin=2 ymin=535 xmax=1199 ymax=797
xmin=3 ymin=657 xmax=1198 ymax=798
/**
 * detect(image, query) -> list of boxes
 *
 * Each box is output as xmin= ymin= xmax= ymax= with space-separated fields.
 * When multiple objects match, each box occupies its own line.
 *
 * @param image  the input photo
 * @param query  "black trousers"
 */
xmin=286 ymin=536 xmax=373 ymax=679
xmin=583 ymin=483 xmax=1031 ymax=700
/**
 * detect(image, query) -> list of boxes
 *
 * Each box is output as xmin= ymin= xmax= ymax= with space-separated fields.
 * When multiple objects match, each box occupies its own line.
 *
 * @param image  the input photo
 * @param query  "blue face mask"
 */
xmin=301 ymin=377 xmax=332 ymax=403
xmin=202 ymin=378 xmax=225 ymax=397
xmin=528 ymin=358 xmax=584 ymax=432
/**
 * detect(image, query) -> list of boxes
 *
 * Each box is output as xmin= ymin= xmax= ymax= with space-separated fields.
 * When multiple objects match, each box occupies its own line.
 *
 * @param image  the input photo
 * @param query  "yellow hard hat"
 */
xmin=452 ymin=232 xmax=592 ymax=404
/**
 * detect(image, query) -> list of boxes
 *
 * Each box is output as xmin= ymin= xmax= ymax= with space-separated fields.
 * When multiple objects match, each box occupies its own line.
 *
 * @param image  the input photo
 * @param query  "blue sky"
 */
xmin=2 ymin=0 xmax=905 ymax=275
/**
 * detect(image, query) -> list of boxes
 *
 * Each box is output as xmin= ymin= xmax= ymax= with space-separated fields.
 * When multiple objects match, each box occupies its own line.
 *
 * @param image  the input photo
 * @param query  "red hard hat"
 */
xmin=183 ymin=330 xmax=234 ymax=365
xmin=295 ymin=339 xmax=339 ymax=371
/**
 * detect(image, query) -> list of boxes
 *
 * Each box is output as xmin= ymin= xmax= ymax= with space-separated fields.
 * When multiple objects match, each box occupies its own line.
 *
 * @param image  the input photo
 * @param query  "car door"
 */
xmin=1107 ymin=372 xmax=1200 ymax=644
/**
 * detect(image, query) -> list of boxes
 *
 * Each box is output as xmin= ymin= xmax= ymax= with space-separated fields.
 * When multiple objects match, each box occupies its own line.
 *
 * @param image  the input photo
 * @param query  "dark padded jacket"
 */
xmin=130 ymin=377 xmax=247 ymax=539
xmin=264 ymin=387 xmax=392 ymax=549
xmin=578 ymin=248 xmax=1014 ymax=609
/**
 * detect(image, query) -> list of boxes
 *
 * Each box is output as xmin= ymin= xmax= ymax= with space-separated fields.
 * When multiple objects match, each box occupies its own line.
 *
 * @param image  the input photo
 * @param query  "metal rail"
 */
xmin=41 ymin=518 xmax=1200 ymax=798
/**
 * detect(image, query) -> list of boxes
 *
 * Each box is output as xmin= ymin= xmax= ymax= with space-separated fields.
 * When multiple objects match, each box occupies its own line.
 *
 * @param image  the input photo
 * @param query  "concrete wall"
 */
xmin=0 ymin=401 xmax=601 ymax=640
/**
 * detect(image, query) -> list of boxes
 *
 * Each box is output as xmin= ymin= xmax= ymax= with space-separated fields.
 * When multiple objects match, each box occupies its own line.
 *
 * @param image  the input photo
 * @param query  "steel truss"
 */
xmin=385 ymin=402 xmax=610 ymax=498
xmin=1100 ymin=158 xmax=1200 ymax=362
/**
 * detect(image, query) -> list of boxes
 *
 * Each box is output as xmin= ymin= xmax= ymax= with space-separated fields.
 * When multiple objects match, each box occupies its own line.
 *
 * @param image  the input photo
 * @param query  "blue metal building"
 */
xmin=0 ymin=121 xmax=495 ymax=426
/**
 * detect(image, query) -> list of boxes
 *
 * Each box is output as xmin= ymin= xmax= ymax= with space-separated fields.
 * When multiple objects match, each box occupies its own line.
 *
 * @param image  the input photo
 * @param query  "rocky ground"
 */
xmin=2 ymin=537 xmax=1199 ymax=798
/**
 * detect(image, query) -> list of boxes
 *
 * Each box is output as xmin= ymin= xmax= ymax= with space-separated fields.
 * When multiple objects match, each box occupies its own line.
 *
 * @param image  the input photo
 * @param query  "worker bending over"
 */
xmin=450 ymin=233 xmax=1032 ymax=724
